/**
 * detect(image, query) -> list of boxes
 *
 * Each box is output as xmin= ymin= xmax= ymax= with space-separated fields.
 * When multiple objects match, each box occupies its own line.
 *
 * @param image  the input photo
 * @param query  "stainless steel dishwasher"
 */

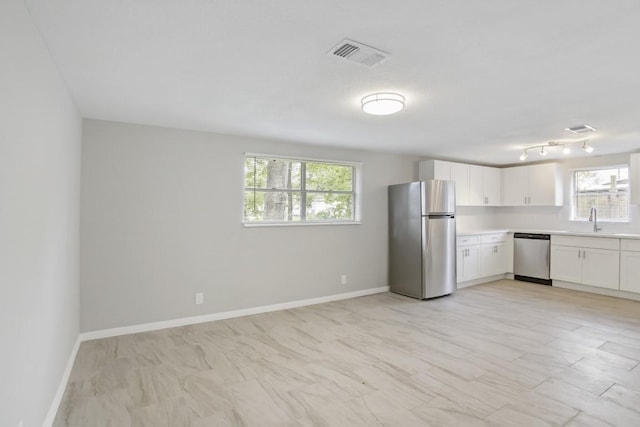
xmin=513 ymin=233 xmax=552 ymax=285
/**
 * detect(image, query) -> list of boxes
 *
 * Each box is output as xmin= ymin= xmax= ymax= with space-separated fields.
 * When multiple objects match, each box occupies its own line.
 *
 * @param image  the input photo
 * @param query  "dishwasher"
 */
xmin=513 ymin=233 xmax=552 ymax=285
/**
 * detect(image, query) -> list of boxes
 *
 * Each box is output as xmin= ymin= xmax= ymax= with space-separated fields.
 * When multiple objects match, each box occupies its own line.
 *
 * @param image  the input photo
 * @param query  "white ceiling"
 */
xmin=26 ymin=0 xmax=640 ymax=165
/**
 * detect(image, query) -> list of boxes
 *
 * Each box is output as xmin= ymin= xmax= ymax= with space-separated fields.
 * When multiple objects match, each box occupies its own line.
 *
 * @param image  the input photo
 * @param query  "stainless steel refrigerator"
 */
xmin=388 ymin=180 xmax=456 ymax=299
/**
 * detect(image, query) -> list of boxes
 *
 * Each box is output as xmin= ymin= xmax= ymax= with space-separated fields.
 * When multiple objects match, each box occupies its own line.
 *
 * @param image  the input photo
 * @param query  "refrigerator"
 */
xmin=388 ymin=180 xmax=456 ymax=299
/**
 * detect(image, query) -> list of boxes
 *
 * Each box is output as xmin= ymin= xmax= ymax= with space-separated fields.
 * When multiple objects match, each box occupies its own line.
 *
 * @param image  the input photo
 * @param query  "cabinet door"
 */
xmin=468 ymin=165 xmax=485 ymax=206
xmin=550 ymin=245 xmax=582 ymax=283
xmin=502 ymin=166 xmax=528 ymax=206
xmin=478 ymin=243 xmax=506 ymax=277
xmin=450 ymin=162 xmax=470 ymax=206
xmin=528 ymin=163 xmax=561 ymax=206
xmin=483 ymin=167 xmax=502 ymax=206
xmin=582 ymin=248 xmax=620 ymax=290
xmin=456 ymin=247 xmax=466 ymax=282
xmin=457 ymin=246 xmax=479 ymax=282
xmin=620 ymin=251 xmax=640 ymax=293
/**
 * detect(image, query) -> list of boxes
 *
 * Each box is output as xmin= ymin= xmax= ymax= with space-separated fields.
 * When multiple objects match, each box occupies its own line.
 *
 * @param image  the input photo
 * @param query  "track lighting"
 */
xmin=518 ymin=139 xmax=593 ymax=161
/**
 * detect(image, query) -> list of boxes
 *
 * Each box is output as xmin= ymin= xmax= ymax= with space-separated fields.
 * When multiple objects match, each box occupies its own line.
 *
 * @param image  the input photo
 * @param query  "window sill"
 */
xmin=243 ymin=221 xmax=362 ymax=228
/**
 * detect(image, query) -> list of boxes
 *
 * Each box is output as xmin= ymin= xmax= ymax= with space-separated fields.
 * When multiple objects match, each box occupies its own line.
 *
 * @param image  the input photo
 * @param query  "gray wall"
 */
xmin=81 ymin=120 xmax=417 ymax=332
xmin=0 ymin=1 xmax=81 ymax=426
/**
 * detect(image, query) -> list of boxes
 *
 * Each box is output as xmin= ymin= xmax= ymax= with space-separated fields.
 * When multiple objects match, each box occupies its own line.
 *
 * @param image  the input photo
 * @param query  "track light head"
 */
xmin=519 ymin=150 xmax=528 ymax=161
xmin=582 ymin=141 xmax=594 ymax=153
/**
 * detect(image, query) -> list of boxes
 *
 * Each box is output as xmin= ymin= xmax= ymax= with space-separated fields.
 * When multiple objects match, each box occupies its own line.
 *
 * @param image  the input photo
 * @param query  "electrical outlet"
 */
xmin=341 ymin=274 xmax=347 ymax=285
xmin=195 ymin=292 xmax=204 ymax=305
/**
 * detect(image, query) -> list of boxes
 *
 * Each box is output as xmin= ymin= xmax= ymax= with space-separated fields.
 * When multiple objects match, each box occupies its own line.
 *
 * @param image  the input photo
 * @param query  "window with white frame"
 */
xmin=243 ymin=154 xmax=361 ymax=224
xmin=571 ymin=166 xmax=629 ymax=222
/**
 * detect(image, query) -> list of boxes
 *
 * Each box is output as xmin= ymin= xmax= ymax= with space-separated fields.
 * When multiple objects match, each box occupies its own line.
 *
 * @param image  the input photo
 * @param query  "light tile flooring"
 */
xmin=54 ymin=280 xmax=640 ymax=426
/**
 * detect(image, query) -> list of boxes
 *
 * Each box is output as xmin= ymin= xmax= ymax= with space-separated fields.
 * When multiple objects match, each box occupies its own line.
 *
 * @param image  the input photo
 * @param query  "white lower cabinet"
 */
xmin=550 ymin=236 xmax=620 ymax=290
xmin=457 ymin=245 xmax=479 ymax=282
xmin=479 ymin=243 xmax=506 ymax=277
xmin=620 ymin=239 xmax=640 ymax=293
xmin=550 ymin=245 xmax=582 ymax=283
xmin=457 ymin=233 xmax=507 ymax=283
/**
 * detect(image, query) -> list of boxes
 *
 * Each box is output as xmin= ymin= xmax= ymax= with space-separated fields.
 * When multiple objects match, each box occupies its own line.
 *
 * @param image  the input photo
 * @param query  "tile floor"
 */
xmin=53 ymin=280 xmax=640 ymax=426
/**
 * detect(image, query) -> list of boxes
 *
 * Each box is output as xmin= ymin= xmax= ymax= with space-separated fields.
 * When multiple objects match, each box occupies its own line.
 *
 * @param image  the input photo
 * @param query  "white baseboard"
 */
xmin=42 ymin=335 xmax=81 ymax=427
xmin=81 ymin=286 xmax=390 ymax=341
xmin=552 ymin=280 xmax=640 ymax=302
xmin=457 ymin=274 xmax=508 ymax=289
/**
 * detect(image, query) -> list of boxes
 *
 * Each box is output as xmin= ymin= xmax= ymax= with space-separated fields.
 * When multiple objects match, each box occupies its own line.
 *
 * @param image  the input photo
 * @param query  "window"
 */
xmin=571 ymin=166 xmax=629 ymax=222
xmin=243 ymin=154 xmax=361 ymax=225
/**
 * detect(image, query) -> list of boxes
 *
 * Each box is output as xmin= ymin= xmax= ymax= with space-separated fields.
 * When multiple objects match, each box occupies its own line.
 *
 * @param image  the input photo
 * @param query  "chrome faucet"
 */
xmin=589 ymin=207 xmax=602 ymax=232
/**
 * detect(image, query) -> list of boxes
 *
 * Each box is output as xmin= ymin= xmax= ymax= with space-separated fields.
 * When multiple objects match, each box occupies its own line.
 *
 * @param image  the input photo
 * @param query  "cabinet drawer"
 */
xmin=551 ymin=235 xmax=619 ymax=250
xmin=457 ymin=235 xmax=480 ymax=246
xmin=620 ymin=239 xmax=640 ymax=252
xmin=480 ymin=233 xmax=507 ymax=244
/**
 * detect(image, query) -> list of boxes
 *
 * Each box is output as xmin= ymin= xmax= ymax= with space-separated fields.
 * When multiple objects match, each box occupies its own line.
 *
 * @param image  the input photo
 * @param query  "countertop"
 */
xmin=457 ymin=229 xmax=640 ymax=240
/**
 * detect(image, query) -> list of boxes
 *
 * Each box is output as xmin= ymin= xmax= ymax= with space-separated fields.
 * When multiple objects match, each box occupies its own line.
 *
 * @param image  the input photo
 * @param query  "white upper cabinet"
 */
xmin=419 ymin=160 xmax=500 ymax=206
xmin=469 ymin=165 xmax=501 ymax=206
xmin=502 ymin=163 xmax=563 ymax=206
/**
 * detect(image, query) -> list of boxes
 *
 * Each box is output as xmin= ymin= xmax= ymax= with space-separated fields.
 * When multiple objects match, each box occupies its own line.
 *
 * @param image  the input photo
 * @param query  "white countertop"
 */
xmin=457 ymin=229 xmax=640 ymax=240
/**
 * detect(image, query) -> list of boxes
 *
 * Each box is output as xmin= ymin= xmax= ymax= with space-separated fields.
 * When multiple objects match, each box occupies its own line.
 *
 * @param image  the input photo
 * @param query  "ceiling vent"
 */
xmin=565 ymin=124 xmax=597 ymax=134
xmin=327 ymin=39 xmax=391 ymax=67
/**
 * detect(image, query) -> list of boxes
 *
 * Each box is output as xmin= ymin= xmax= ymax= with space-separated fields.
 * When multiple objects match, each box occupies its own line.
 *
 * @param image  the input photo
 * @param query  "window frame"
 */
xmin=570 ymin=164 xmax=630 ymax=223
xmin=242 ymin=153 xmax=362 ymax=227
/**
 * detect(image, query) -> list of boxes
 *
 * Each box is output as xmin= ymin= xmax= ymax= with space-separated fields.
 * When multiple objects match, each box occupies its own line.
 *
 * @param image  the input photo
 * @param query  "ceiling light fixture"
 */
xmin=518 ymin=139 xmax=593 ymax=161
xmin=361 ymin=93 xmax=405 ymax=115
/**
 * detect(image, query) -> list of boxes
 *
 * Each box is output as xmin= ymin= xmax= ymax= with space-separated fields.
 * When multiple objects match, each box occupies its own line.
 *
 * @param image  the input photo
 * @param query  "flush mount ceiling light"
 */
xmin=361 ymin=93 xmax=405 ymax=115
xmin=519 ymin=140 xmax=593 ymax=161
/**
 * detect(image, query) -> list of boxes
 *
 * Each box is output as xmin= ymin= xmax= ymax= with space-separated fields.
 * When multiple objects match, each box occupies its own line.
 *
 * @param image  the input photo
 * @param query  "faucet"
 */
xmin=589 ymin=207 xmax=602 ymax=232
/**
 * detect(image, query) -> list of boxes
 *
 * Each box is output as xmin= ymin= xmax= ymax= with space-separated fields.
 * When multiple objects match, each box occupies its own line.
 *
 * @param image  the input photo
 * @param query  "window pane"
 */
xmin=305 ymin=163 xmax=353 ymax=191
xmin=244 ymin=191 xmax=301 ymax=222
xmin=245 ymin=158 xmax=301 ymax=190
xmin=573 ymin=167 xmax=629 ymax=221
xmin=244 ymin=157 xmax=267 ymax=189
xmin=306 ymin=192 xmax=354 ymax=220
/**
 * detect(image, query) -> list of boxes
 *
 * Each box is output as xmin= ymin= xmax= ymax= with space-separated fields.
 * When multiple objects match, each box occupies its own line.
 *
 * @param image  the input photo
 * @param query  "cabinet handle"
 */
xmin=485 ymin=196 xmax=488 ymax=204
xmin=583 ymin=250 xmax=586 ymax=259
xmin=578 ymin=249 xmax=581 ymax=258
